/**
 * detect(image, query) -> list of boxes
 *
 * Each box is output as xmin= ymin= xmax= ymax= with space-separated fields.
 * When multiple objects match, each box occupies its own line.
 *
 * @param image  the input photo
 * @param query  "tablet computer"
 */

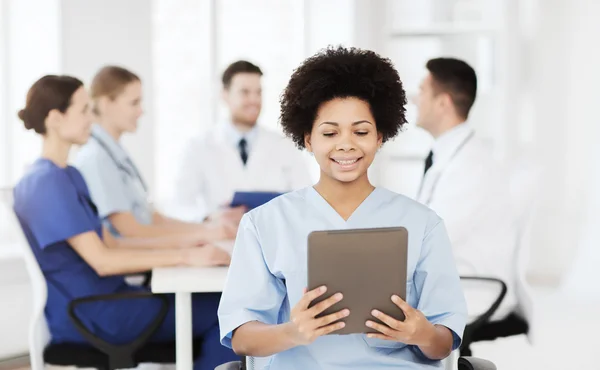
xmin=230 ymin=191 xmax=283 ymax=210
xmin=307 ymin=227 xmax=408 ymax=335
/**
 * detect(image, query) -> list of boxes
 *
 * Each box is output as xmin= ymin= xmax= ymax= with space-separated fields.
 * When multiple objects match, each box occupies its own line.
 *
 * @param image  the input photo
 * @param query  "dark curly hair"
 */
xmin=279 ymin=46 xmax=408 ymax=149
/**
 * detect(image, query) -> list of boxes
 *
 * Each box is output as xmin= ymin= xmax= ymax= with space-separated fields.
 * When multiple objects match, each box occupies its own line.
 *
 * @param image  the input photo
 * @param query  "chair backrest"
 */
xmin=0 ymin=188 xmax=50 ymax=370
xmin=508 ymin=153 xmax=543 ymax=345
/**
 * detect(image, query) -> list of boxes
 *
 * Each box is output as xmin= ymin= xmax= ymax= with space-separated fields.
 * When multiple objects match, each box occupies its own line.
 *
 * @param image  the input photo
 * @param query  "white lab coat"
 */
xmin=169 ymin=123 xmax=313 ymax=221
xmin=417 ymin=123 xmax=518 ymax=320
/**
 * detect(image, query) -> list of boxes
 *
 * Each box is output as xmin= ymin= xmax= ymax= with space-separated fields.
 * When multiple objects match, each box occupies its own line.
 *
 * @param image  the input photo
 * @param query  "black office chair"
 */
xmin=1 ymin=187 xmax=198 ymax=370
xmin=216 ymin=355 xmax=498 ymax=370
xmin=43 ymin=292 xmax=203 ymax=370
xmin=459 ymin=276 xmax=529 ymax=357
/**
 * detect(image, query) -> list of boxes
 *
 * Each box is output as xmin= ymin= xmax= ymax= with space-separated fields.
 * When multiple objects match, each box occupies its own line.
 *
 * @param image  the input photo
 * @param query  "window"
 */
xmin=0 ymin=0 xmax=61 ymax=188
xmin=152 ymin=0 xmax=313 ymax=204
xmin=152 ymin=0 xmax=215 ymax=200
xmin=215 ymin=0 xmax=306 ymax=131
xmin=0 ymin=0 xmax=60 ymax=258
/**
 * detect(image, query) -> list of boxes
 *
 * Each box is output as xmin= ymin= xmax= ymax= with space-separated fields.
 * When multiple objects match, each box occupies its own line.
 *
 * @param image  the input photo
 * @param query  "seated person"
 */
xmin=13 ymin=75 xmax=238 ymax=370
xmin=414 ymin=58 xmax=517 ymax=320
xmin=217 ymin=47 xmax=468 ymax=369
xmin=170 ymin=61 xmax=314 ymax=223
xmin=73 ymin=66 xmax=237 ymax=242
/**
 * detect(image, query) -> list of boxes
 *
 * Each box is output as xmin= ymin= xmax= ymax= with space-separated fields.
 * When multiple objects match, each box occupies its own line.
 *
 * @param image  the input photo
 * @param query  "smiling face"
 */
xmin=305 ymin=97 xmax=382 ymax=184
xmin=223 ymin=72 xmax=262 ymax=128
xmin=97 ymin=80 xmax=144 ymax=134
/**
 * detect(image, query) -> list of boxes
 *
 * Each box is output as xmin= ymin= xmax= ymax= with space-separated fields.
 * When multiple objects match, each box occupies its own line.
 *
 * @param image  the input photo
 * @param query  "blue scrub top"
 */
xmin=74 ymin=124 xmax=153 ymax=235
xmin=218 ymin=187 xmax=467 ymax=369
xmin=13 ymin=158 xmax=136 ymax=343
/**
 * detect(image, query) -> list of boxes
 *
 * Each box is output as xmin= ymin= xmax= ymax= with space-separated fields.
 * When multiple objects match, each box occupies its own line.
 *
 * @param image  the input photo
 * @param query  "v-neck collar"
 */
xmin=91 ymin=124 xmax=129 ymax=163
xmin=306 ymin=186 xmax=382 ymax=227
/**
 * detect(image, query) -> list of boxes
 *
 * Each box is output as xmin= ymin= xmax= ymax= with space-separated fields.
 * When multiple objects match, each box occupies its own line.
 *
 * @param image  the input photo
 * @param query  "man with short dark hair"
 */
xmin=171 ymin=60 xmax=312 ymax=223
xmin=415 ymin=58 xmax=517 ymax=323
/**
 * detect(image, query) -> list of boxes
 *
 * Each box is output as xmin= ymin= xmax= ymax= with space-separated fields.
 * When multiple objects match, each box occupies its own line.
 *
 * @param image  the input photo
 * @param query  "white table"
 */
xmin=151 ymin=266 xmax=229 ymax=370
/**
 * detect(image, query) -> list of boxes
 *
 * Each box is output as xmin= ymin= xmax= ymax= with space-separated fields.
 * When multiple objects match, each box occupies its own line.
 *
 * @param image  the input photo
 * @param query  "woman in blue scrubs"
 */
xmin=13 ymin=75 xmax=238 ymax=369
xmin=73 ymin=66 xmax=243 ymax=242
xmin=217 ymin=47 xmax=468 ymax=369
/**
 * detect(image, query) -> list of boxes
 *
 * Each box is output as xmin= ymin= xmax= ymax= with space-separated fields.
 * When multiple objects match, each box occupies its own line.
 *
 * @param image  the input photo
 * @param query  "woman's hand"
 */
xmin=201 ymin=220 xmax=239 ymax=241
xmin=366 ymin=295 xmax=436 ymax=347
xmin=184 ymin=244 xmax=231 ymax=266
xmin=208 ymin=206 xmax=247 ymax=226
xmin=285 ymin=286 xmax=350 ymax=346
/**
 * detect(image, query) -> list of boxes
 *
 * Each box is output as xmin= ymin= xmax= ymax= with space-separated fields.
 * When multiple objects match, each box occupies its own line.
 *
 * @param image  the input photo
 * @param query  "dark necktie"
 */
xmin=423 ymin=150 xmax=434 ymax=176
xmin=238 ymin=138 xmax=248 ymax=165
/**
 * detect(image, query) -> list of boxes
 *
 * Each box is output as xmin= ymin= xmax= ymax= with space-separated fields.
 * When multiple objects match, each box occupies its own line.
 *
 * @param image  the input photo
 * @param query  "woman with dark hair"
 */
xmin=218 ymin=47 xmax=468 ymax=369
xmin=13 ymin=75 xmax=238 ymax=369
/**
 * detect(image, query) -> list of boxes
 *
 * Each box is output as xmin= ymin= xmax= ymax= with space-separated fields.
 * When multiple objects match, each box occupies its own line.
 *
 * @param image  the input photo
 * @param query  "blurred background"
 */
xmin=0 ymin=0 xmax=599 ymax=369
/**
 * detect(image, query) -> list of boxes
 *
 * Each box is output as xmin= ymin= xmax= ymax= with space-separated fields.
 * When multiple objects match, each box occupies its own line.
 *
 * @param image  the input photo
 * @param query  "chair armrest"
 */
xmin=125 ymin=270 xmax=152 ymax=287
xmin=68 ymin=291 xmax=169 ymax=369
xmin=214 ymin=361 xmax=243 ymax=370
xmin=460 ymin=276 xmax=507 ymax=332
xmin=458 ymin=356 xmax=497 ymax=370
xmin=213 ymin=356 xmax=497 ymax=370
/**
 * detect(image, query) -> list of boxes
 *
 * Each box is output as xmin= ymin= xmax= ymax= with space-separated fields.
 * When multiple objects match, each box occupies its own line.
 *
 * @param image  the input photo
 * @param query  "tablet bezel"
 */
xmin=307 ymin=227 xmax=408 ymax=335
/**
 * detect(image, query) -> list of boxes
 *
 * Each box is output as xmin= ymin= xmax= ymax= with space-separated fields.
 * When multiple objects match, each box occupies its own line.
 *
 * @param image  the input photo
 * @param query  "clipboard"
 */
xmin=230 ymin=191 xmax=283 ymax=210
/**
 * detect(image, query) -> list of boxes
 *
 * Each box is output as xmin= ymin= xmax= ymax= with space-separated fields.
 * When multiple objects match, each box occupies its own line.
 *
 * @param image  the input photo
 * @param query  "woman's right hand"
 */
xmin=184 ymin=244 xmax=231 ymax=267
xmin=209 ymin=206 xmax=247 ymax=226
xmin=286 ymin=286 xmax=350 ymax=346
xmin=201 ymin=220 xmax=239 ymax=241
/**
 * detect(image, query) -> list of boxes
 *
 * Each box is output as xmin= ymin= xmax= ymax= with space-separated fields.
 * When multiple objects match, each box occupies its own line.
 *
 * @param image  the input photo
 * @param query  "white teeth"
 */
xmin=334 ymin=159 xmax=358 ymax=165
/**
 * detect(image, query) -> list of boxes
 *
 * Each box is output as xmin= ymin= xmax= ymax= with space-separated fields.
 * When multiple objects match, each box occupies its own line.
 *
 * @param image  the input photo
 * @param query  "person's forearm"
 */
xmin=103 ymin=226 xmax=184 ymax=250
xmin=95 ymin=248 xmax=187 ymax=276
xmin=156 ymin=220 xmax=205 ymax=233
xmin=417 ymin=325 xmax=454 ymax=360
xmin=153 ymin=212 xmax=201 ymax=229
xmin=231 ymin=321 xmax=299 ymax=357
xmin=129 ymin=222 xmax=201 ymax=238
xmin=112 ymin=235 xmax=186 ymax=249
xmin=112 ymin=217 xmax=205 ymax=241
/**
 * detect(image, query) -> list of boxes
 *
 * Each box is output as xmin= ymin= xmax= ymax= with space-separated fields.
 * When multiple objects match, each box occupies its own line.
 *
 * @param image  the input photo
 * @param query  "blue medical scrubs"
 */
xmin=13 ymin=158 xmax=237 ymax=369
xmin=218 ymin=187 xmax=468 ymax=369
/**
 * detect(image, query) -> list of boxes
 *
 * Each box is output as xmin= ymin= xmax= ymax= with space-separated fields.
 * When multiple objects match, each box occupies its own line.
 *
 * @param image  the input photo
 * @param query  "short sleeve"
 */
xmin=413 ymin=215 xmax=468 ymax=352
xmin=15 ymin=172 xmax=97 ymax=250
xmin=217 ymin=214 xmax=287 ymax=348
xmin=75 ymin=150 xmax=132 ymax=219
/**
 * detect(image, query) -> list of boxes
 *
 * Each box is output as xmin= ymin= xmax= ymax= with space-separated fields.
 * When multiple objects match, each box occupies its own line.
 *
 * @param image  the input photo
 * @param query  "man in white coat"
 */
xmin=414 ymin=58 xmax=518 ymax=331
xmin=171 ymin=61 xmax=313 ymax=223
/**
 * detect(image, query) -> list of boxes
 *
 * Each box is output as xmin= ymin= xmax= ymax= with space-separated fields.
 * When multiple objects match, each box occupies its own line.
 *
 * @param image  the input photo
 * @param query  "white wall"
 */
xmin=152 ymin=0 xmax=215 ymax=200
xmin=61 ymin=0 xmax=155 ymax=191
xmin=0 ymin=259 xmax=31 ymax=359
xmin=304 ymin=0 xmax=356 ymax=55
xmin=0 ymin=0 xmax=61 ymax=187
xmin=523 ymin=0 xmax=584 ymax=283
xmin=0 ymin=0 xmax=60 ymax=358
xmin=557 ymin=0 xmax=600 ymax=297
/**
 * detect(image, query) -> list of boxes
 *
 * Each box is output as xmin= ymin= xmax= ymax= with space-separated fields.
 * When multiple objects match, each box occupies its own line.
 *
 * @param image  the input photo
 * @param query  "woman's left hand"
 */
xmin=365 ymin=295 xmax=436 ymax=347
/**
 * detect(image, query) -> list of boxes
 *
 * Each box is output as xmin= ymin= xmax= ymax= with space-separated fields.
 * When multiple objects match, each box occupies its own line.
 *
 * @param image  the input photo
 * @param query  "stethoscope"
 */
xmin=90 ymin=132 xmax=149 ymax=196
xmin=418 ymin=130 xmax=476 ymax=205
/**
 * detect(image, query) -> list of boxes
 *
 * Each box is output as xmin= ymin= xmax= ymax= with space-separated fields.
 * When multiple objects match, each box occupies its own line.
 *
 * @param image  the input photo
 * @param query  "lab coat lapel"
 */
xmin=213 ymin=125 xmax=246 ymax=172
xmin=245 ymin=127 xmax=267 ymax=173
xmin=417 ymin=165 xmax=442 ymax=205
